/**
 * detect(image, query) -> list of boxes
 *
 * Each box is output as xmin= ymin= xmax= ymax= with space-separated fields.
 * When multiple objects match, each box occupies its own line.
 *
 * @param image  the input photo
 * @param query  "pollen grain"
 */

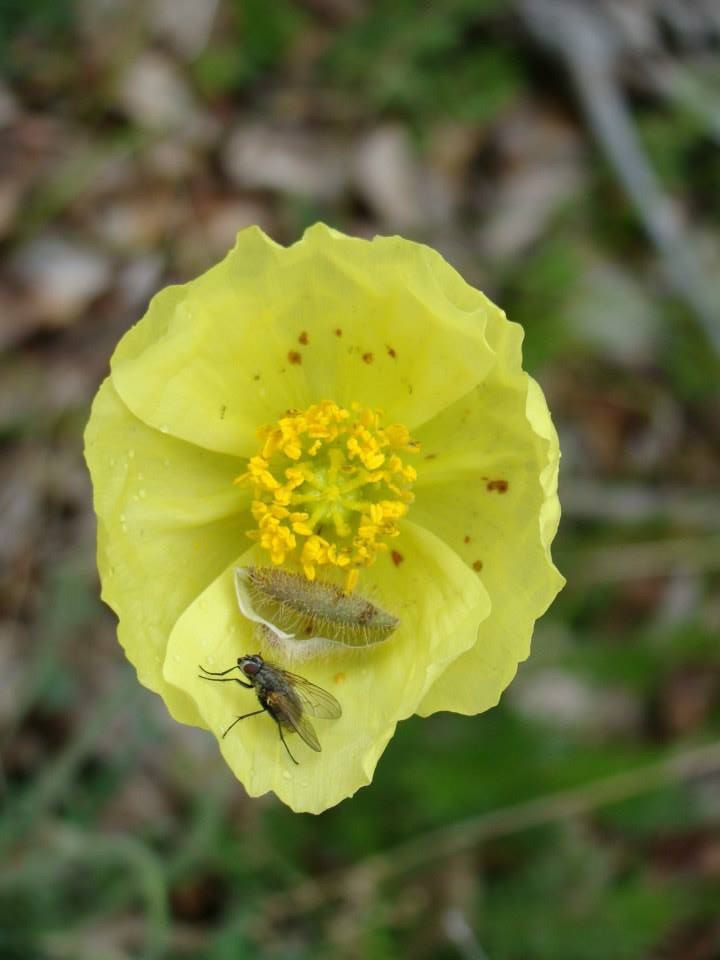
xmin=236 ymin=400 xmax=419 ymax=591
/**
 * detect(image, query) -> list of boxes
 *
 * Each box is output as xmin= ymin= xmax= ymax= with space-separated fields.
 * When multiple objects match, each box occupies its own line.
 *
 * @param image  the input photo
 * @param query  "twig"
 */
xmin=567 ymin=534 xmax=720 ymax=585
xmin=264 ymin=739 xmax=720 ymax=918
xmin=562 ymin=481 xmax=720 ymax=528
xmin=518 ymin=0 xmax=720 ymax=355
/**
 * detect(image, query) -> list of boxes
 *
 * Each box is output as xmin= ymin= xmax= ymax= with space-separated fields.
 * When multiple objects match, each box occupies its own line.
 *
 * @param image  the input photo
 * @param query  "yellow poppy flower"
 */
xmin=85 ymin=224 xmax=563 ymax=814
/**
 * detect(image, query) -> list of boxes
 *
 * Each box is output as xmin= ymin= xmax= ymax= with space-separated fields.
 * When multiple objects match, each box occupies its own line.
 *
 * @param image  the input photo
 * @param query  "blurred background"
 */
xmin=1 ymin=1 xmax=720 ymax=957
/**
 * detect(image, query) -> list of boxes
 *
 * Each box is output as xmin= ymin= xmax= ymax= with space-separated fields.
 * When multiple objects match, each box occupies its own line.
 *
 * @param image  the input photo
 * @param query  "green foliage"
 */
xmin=503 ymin=237 xmax=580 ymax=371
xmin=482 ymin=846 xmax=687 ymax=960
xmin=2 ymin=1 xmax=719 ymax=957
xmin=194 ymin=0 xmax=308 ymax=95
xmin=321 ymin=0 xmax=520 ymax=122
xmin=0 ymin=0 xmax=76 ymax=80
xmin=662 ymin=306 xmax=720 ymax=402
xmin=638 ymin=109 xmax=705 ymax=191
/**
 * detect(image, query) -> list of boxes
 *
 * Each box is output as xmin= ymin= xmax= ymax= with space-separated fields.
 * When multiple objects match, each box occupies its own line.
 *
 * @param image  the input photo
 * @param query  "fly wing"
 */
xmin=284 ymin=708 xmax=322 ymax=752
xmin=267 ymin=690 xmax=322 ymax=752
xmin=280 ymin=671 xmax=342 ymax=719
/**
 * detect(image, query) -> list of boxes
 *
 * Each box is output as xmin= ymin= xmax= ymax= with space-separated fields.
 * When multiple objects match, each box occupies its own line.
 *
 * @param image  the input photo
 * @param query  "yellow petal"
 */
xmin=110 ymin=224 xmax=497 ymax=457
xmin=111 ymin=229 xmax=286 ymax=458
xmin=411 ymin=319 xmax=564 ymax=717
xmin=163 ymin=520 xmax=489 ymax=813
xmin=84 ymin=378 xmax=251 ymax=723
xmin=295 ymin=225 xmax=497 ymax=428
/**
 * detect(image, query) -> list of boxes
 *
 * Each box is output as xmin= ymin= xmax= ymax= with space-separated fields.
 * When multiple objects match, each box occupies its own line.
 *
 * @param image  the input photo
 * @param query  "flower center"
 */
xmin=237 ymin=400 xmax=419 ymax=592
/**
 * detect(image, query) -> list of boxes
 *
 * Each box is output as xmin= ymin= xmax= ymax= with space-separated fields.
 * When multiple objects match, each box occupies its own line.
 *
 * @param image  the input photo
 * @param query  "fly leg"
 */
xmin=198 ymin=664 xmax=237 ymax=676
xmin=276 ymin=723 xmax=299 ymax=765
xmin=221 ymin=708 xmax=266 ymax=739
xmin=198 ymin=665 xmax=253 ymax=689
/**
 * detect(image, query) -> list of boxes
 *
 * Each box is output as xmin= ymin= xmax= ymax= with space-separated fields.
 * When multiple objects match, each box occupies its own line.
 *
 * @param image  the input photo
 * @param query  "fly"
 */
xmin=199 ymin=653 xmax=342 ymax=764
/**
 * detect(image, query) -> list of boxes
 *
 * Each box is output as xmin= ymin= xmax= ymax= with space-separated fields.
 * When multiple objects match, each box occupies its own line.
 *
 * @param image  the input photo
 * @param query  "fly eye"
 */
xmin=241 ymin=660 xmax=260 ymax=677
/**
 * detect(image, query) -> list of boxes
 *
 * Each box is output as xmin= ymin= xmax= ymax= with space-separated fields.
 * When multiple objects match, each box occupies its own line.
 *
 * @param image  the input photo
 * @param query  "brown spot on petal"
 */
xmin=391 ymin=550 xmax=404 ymax=566
xmin=288 ymin=351 xmax=302 ymax=365
xmin=464 ymin=535 xmax=471 ymax=544
xmin=486 ymin=479 xmax=508 ymax=493
xmin=253 ymin=374 xmax=261 ymax=381
xmin=473 ymin=560 xmax=483 ymax=572
xmin=334 ymin=672 xmax=345 ymax=684
xmin=362 ymin=352 xmax=374 ymax=364
xmin=387 ymin=345 xmax=397 ymax=359
xmin=298 ymin=331 xmax=309 ymax=345
xmin=335 ymin=328 xmax=343 ymax=337
xmin=425 ymin=453 xmax=437 ymax=461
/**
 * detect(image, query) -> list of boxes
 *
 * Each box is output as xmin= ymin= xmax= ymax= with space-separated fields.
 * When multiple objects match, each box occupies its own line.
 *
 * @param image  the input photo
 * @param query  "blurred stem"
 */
xmin=166 ymin=776 xmax=235 ymax=880
xmin=562 ymin=481 xmax=720 ymax=528
xmin=0 ymin=823 xmax=169 ymax=960
xmin=519 ymin=0 xmax=720 ymax=355
xmin=569 ymin=534 xmax=720 ymax=586
xmin=266 ymin=738 xmax=720 ymax=918
xmin=0 ymin=675 xmax=137 ymax=854
xmin=0 ymin=565 xmax=105 ymax=771
xmin=16 ymin=131 xmax=150 ymax=246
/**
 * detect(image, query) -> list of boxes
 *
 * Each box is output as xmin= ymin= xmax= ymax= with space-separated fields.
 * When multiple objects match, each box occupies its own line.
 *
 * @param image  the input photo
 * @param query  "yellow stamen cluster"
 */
xmin=237 ymin=401 xmax=419 ymax=592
